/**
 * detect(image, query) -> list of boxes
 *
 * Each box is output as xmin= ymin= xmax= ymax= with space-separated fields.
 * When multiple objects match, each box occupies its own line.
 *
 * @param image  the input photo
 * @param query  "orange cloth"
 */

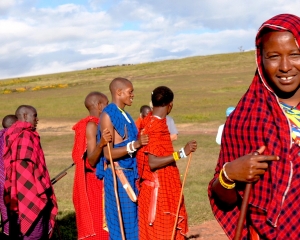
xmin=137 ymin=114 xmax=188 ymax=240
xmin=72 ymin=116 xmax=108 ymax=240
xmin=135 ymin=116 xmax=142 ymax=129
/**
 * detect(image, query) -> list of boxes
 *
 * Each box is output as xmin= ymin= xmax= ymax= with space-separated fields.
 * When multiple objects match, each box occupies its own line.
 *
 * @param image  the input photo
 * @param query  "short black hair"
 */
xmin=151 ymin=86 xmax=174 ymax=107
xmin=139 ymin=105 xmax=151 ymax=113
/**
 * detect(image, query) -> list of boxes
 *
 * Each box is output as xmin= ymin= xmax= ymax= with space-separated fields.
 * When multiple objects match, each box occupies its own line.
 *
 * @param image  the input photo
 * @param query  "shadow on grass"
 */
xmin=51 ymin=212 xmax=77 ymax=240
xmin=0 ymin=212 xmax=77 ymax=240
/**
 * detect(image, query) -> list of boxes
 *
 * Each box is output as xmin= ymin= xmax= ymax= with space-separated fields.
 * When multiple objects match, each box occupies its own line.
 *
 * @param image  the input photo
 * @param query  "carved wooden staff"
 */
xmin=234 ymin=151 xmax=258 ymax=240
xmin=107 ymin=142 xmax=125 ymax=240
xmin=171 ymin=153 xmax=192 ymax=240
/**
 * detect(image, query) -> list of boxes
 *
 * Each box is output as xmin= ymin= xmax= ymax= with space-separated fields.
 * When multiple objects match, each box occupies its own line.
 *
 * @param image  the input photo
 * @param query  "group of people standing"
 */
xmin=72 ymin=78 xmax=197 ymax=240
xmin=1 ymin=12 xmax=300 ymax=240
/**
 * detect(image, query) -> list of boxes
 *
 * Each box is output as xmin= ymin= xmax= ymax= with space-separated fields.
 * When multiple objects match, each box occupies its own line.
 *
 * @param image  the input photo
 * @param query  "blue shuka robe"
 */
xmin=96 ymin=103 xmax=139 ymax=240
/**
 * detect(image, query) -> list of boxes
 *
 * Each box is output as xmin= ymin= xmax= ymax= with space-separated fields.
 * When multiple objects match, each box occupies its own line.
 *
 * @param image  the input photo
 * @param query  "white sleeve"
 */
xmin=216 ymin=124 xmax=224 ymax=145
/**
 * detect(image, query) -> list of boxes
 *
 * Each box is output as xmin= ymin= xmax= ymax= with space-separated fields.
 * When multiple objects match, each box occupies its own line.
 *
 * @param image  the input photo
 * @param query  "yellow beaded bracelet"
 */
xmin=219 ymin=169 xmax=236 ymax=189
xmin=173 ymin=151 xmax=180 ymax=161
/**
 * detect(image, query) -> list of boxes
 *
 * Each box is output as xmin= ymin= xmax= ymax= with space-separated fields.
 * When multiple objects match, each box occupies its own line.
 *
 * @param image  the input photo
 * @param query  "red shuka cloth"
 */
xmin=137 ymin=114 xmax=188 ymax=240
xmin=72 ymin=116 xmax=108 ymax=240
xmin=208 ymin=14 xmax=300 ymax=239
xmin=3 ymin=121 xmax=57 ymax=235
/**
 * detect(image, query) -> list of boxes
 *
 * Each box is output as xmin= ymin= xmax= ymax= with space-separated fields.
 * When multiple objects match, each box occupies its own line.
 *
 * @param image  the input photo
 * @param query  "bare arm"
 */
xmin=149 ymin=140 xmax=197 ymax=170
xmin=86 ymin=122 xmax=112 ymax=167
xmin=170 ymin=134 xmax=178 ymax=141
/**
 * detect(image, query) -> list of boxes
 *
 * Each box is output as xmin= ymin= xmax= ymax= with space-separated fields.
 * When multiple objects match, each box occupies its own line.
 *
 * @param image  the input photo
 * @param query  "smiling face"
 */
xmin=262 ymin=31 xmax=300 ymax=103
xmin=120 ymin=82 xmax=134 ymax=106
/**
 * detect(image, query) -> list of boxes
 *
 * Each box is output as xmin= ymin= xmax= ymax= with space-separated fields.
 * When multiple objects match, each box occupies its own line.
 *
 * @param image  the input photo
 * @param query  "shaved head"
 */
xmin=2 ymin=114 xmax=17 ymax=128
xmin=15 ymin=105 xmax=38 ymax=128
xmin=15 ymin=105 xmax=35 ymax=120
xmin=109 ymin=77 xmax=132 ymax=94
xmin=84 ymin=92 xmax=107 ymax=110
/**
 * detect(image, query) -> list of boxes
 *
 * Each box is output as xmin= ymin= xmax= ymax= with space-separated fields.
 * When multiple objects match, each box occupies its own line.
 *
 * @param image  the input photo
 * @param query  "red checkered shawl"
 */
xmin=208 ymin=14 xmax=300 ymax=239
xmin=3 ymin=121 xmax=57 ymax=235
xmin=72 ymin=116 xmax=99 ymax=239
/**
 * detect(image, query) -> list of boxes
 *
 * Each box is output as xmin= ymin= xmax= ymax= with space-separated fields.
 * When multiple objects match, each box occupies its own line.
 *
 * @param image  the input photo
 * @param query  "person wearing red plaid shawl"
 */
xmin=3 ymin=105 xmax=58 ymax=239
xmin=136 ymin=86 xmax=197 ymax=240
xmin=72 ymin=91 xmax=111 ymax=240
xmin=208 ymin=13 xmax=300 ymax=239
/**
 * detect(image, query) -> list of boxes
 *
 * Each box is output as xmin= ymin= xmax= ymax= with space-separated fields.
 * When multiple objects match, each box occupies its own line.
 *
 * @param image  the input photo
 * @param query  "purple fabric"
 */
xmin=0 ymin=128 xmax=8 ymax=234
xmin=9 ymin=202 xmax=50 ymax=239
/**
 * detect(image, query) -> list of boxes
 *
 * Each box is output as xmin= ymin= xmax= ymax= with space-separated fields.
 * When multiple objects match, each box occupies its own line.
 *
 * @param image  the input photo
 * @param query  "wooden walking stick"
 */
xmin=107 ymin=142 xmax=125 ymax=240
xmin=233 ymin=183 xmax=252 ymax=240
xmin=171 ymin=153 xmax=192 ymax=240
xmin=234 ymin=151 xmax=258 ymax=240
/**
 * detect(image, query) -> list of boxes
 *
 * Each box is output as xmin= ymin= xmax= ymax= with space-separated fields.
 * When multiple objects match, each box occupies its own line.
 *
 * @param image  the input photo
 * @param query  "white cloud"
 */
xmin=0 ymin=0 xmax=300 ymax=79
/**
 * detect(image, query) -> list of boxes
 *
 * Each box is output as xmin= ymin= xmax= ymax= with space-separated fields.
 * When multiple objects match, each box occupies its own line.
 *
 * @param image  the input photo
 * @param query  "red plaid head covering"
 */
xmin=208 ymin=14 xmax=300 ymax=239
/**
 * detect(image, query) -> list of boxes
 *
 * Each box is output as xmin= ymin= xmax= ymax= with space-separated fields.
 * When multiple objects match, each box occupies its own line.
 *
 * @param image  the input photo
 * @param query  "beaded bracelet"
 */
xmin=222 ymin=162 xmax=234 ymax=182
xmin=179 ymin=148 xmax=187 ymax=158
xmin=127 ymin=142 xmax=135 ymax=157
xmin=131 ymin=141 xmax=137 ymax=151
xmin=173 ymin=152 xmax=180 ymax=161
xmin=219 ymin=169 xmax=236 ymax=189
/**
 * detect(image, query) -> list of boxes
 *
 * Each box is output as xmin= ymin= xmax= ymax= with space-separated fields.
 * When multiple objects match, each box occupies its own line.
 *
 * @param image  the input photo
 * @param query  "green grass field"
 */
xmin=0 ymin=51 xmax=256 ymax=239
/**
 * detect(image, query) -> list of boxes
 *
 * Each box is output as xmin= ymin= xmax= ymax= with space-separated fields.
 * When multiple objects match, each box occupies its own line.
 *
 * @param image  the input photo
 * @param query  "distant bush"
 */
xmin=1 ymin=83 xmax=68 ymax=94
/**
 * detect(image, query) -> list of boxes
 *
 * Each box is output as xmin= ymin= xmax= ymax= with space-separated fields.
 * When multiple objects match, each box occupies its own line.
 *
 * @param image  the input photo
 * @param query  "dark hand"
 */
xmin=100 ymin=128 xmax=112 ymax=147
xmin=135 ymin=130 xmax=149 ymax=148
xmin=183 ymin=140 xmax=197 ymax=156
xmin=225 ymin=146 xmax=279 ymax=183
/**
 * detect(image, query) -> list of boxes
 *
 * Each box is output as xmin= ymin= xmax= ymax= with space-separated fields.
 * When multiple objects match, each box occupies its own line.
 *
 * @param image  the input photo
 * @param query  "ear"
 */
xmin=23 ymin=113 xmax=28 ymax=122
xmin=116 ymin=88 xmax=123 ymax=96
xmin=98 ymin=102 xmax=104 ymax=112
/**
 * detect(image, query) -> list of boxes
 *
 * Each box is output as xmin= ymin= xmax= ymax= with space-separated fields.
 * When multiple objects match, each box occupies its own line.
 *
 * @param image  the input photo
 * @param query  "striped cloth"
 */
xmin=208 ymin=14 xmax=300 ymax=239
xmin=137 ymin=114 xmax=188 ymax=240
xmin=96 ymin=103 xmax=139 ymax=240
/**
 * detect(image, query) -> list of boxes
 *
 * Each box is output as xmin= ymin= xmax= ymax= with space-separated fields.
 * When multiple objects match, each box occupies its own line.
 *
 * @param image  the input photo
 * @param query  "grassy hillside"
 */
xmin=0 ymin=51 xmax=257 ymax=239
xmin=0 ymin=51 xmax=256 ymax=121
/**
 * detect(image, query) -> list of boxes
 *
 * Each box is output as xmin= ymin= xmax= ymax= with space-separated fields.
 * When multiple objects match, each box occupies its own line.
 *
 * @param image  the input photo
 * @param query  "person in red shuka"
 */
xmin=72 ymin=91 xmax=112 ymax=240
xmin=208 ymin=13 xmax=300 ymax=239
xmin=136 ymin=86 xmax=197 ymax=240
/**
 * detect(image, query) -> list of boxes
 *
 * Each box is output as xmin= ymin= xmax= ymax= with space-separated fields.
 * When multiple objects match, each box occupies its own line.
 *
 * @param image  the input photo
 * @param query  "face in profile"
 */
xmin=262 ymin=31 xmax=300 ymax=98
xmin=98 ymin=96 xmax=109 ymax=113
xmin=120 ymin=82 xmax=134 ymax=106
xmin=25 ymin=107 xmax=39 ymax=128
